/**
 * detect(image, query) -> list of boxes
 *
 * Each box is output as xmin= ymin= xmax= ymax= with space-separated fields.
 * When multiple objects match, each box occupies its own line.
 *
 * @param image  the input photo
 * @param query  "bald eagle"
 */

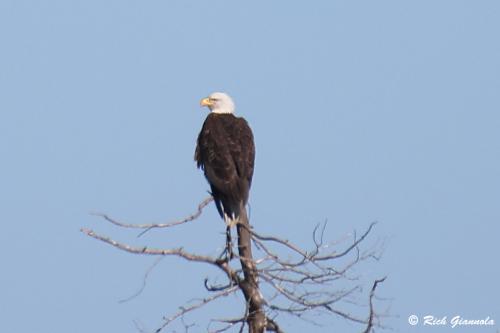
xmin=195 ymin=92 xmax=255 ymax=227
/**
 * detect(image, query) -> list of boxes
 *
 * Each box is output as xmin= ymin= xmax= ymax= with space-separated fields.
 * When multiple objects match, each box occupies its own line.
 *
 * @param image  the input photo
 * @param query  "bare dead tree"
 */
xmin=83 ymin=197 xmax=386 ymax=333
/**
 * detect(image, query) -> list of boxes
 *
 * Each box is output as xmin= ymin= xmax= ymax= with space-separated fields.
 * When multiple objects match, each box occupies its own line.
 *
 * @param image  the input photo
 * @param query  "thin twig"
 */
xmin=119 ymin=257 xmax=164 ymax=303
xmin=316 ymin=222 xmax=377 ymax=261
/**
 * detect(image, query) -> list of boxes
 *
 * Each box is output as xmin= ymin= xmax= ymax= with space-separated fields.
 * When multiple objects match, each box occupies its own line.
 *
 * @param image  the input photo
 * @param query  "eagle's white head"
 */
xmin=200 ymin=92 xmax=235 ymax=114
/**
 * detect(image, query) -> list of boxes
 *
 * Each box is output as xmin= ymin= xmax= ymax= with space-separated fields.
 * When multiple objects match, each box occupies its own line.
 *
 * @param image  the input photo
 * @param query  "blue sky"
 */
xmin=1 ymin=1 xmax=499 ymax=332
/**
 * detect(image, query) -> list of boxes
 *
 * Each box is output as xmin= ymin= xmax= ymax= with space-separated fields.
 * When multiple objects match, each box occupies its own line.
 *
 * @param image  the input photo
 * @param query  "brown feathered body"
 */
xmin=195 ymin=113 xmax=255 ymax=225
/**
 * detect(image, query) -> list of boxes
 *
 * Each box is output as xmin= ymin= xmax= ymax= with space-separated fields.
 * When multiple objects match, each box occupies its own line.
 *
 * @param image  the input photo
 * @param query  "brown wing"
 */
xmin=195 ymin=114 xmax=240 ymax=198
xmin=231 ymin=117 xmax=255 ymax=194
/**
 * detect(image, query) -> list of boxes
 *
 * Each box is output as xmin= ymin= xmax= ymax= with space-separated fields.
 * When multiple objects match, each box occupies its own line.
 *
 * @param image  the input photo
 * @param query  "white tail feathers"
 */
xmin=224 ymin=213 xmax=240 ymax=227
xmin=223 ymin=203 xmax=249 ymax=227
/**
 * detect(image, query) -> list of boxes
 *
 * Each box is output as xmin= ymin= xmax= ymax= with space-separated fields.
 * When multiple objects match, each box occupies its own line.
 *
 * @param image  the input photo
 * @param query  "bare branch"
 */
xmin=90 ymin=197 xmax=214 ymax=235
xmin=316 ymin=221 xmax=378 ymax=261
xmin=363 ymin=276 xmax=387 ymax=333
xmin=81 ymin=227 xmax=219 ymax=264
xmin=246 ymin=225 xmax=310 ymax=260
xmin=265 ymin=317 xmax=284 ymax=333
xmin=155 ymin=286 xmax=239 ymax=333
xmin=248 ymin=222 xmax=385 ymax=331
xmin=204 ymin=278 xmax=235 ymax=292
xmin=207 ymin=317 xmax=245 ymax=333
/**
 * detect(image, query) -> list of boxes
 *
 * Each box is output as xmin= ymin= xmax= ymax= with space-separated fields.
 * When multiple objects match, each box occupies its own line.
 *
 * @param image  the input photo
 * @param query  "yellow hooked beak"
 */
xmin=200 ymin=97 xmax=213 ymax=107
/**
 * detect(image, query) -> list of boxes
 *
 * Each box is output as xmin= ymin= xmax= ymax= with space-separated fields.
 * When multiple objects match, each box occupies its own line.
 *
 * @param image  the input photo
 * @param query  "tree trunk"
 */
xmin=236 ymin=204 xmax=266 ymax=333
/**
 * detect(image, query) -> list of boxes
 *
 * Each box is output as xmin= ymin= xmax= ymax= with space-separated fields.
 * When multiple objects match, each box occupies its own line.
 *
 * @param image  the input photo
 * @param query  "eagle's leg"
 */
xmin=225 ymin=225 xmax=234 ymax=260
xmin=217 ymin=226 xmax=234 ymax=262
